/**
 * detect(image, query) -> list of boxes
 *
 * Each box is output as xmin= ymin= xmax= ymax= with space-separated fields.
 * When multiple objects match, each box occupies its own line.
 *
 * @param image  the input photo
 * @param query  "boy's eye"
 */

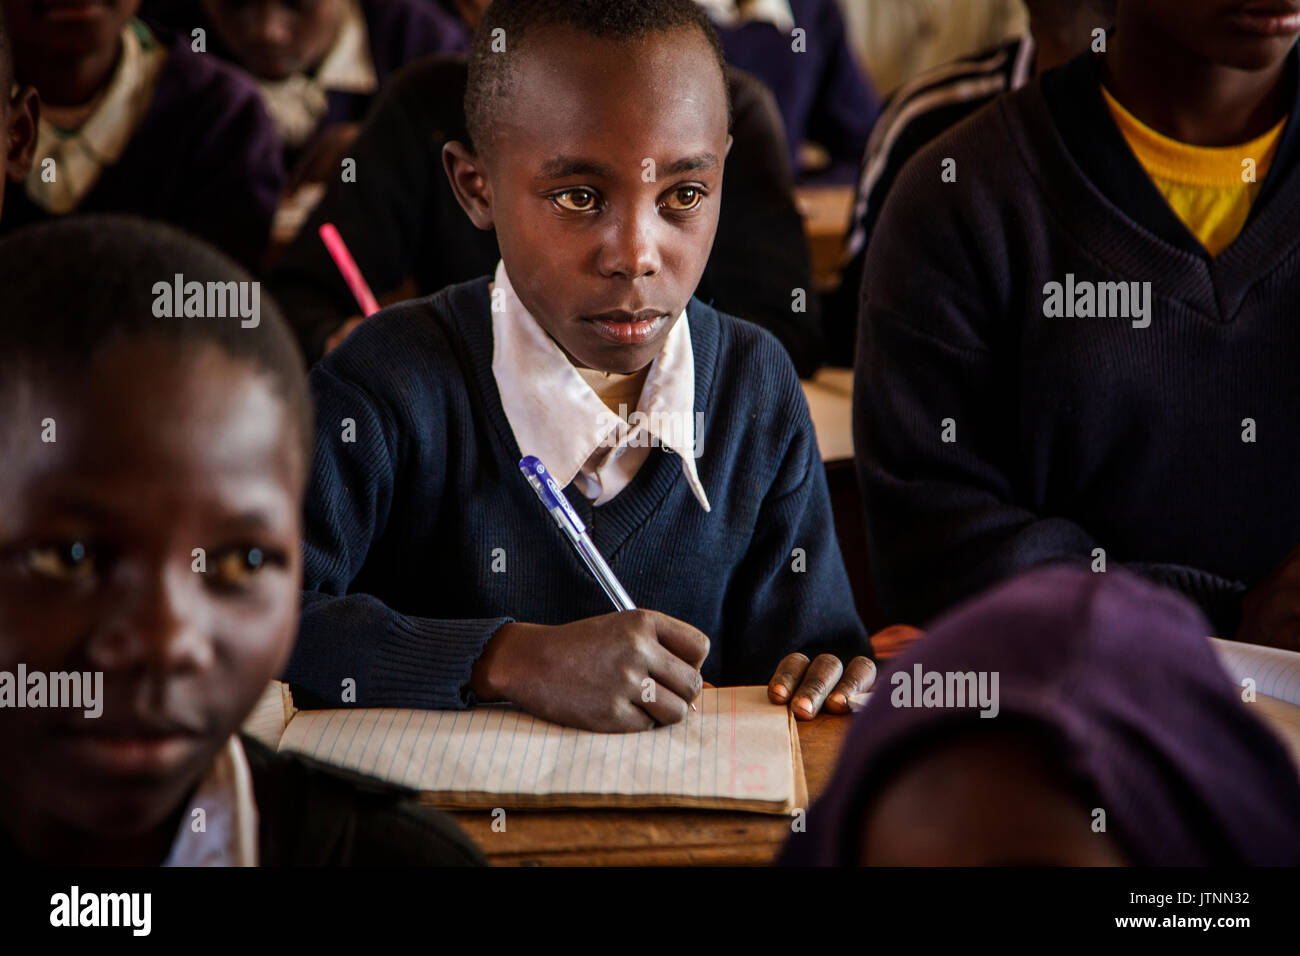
xmin=26 ymin=541 xmax=96 ymax=581
xmin=553 ymin=189 xmax=599 ymax=212
xmin=663 ymin=186 xmax=703 ymax=211
xmin=210 ymin=547 xmax=268 ymax=587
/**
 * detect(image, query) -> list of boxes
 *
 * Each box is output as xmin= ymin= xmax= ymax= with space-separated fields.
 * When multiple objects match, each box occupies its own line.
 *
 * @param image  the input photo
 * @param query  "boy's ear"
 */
xmin=442 ymin=140 xmax=495 ymax=231
xmin=5 ymin=85 xmax=39 ymax=183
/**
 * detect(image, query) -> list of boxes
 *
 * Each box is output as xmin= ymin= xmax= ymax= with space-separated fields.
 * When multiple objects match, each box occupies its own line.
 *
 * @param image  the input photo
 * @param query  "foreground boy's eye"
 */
xmin=553 ymin=189 xmax=599 ymax=212
xmin=210 ymin=547 xmax=271 ymax=587
xmin=27 ymin=541 xmax=96 ymax=581
xmin=662 ymin=186 xmax=703 ymax=211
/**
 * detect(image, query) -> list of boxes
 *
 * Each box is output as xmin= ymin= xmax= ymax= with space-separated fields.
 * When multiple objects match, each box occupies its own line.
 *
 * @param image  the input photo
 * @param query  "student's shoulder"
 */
xmin=693 ymin=300 xmax=809 ymax=426
xmin=312 ymin=277 xmax=490 ymax=404
xmin=145 ymin=22 xmax=265 ymax=113
xmin=241 ymin=735 xmax=486 ymax=866
xmin=361 ymin=0 xmax=470 ymax=63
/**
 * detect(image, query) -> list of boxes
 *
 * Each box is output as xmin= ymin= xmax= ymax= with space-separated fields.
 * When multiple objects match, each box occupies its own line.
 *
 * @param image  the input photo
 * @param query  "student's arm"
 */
xmin=283 ymin=358 xmax=509 ymax=710
xmin=855 ymin=159 xmax=1249 ymax=634
xmin=699 ymin=69 xmax=824 ymax=377
xmin=721 ymin=354 xmax=872 ymax=685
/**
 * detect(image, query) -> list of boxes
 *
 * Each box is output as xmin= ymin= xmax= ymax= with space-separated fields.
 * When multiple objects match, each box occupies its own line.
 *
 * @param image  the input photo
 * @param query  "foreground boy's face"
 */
xmin=0 ymin=342 xmax=303 ymax=858
xmin=0 ymin=0 xmax=140 ymax=60
xmin=482 ymin=25 xmax=729 ymax=374
xmin=201 ymin=0 xmax=345 ymax=81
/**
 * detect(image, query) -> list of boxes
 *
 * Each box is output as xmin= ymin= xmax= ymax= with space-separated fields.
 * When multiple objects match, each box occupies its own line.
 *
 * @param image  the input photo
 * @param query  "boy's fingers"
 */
xmin=650 ymin=611 xmax=711 ymax=667
xmin=768 ymin=652 xmax=810 ymax=703
xmin=824 ymin=656 xmax=878 ymax=714
xmin=647 ymin=648 xmax=704 ymax=710
xmin=637 ymin=683 xmax=690 ymax=727
xmin=791 ymin=654 xmax=844 ymax=720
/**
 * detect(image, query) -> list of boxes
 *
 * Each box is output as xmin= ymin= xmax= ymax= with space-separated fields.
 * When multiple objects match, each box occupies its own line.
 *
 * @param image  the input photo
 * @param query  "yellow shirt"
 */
xmin=1102 ymin=86 xmax=1285 ymax=257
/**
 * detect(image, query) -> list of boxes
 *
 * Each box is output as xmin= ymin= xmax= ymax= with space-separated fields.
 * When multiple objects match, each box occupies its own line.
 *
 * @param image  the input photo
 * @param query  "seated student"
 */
xmin=268 ymin=54 xmax=825 ymax=375
xmin=781 ymin=565 xmax=1300 ymax=866
xmin=856 ymin=0 xmax=1300 ymax=647
xmin=286 ymin=0 xmax=873 ymax=730
xmin=0 ymin=4 xmax=37 ymax=222
xmin=0 ymin=216 xmax=484 ymax=866
xmin=696 ymin=0 xmax=879 ymax=184
xmin=824 ymin=0 xmax=1115 ymax=365
xmin=141 ymin=0 xmax=468 ymax=184
xmin=0 ymin=0 xmax=283 ymax=270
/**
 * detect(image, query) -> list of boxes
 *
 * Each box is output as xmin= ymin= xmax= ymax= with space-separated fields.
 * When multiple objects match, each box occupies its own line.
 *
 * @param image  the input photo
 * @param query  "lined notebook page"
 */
xmin=1210 ymin=638 xmax=1300 ymax=770
xmin=276 ymin=686 xmax=802 ymax=813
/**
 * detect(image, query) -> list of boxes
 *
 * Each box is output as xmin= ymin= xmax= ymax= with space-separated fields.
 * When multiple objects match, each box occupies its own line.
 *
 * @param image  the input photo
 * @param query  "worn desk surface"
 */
xmin=446 ymin=710 xmax=852 ymax=866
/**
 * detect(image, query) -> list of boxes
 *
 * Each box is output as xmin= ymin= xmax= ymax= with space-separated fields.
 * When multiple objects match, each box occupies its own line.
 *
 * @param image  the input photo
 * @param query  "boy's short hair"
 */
xmin=464 ymin=0 xmax=730 ymax=153
xmin=0 ymin=216 xmax=314 ymax=465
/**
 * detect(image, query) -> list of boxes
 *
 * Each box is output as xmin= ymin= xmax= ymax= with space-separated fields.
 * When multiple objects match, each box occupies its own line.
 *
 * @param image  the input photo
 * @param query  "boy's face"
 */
xmin=0 ymin=342 xmax=304 ymax=856
xmin=448 ymin=25 xmax=731 ymax=374
xmin=0 ymin=0 xmax=140 ymax=60
xmin=1129 ymin=1 xmax=1300 ymax=70
xmin=201 ymin=0 xmax=345 ymax=81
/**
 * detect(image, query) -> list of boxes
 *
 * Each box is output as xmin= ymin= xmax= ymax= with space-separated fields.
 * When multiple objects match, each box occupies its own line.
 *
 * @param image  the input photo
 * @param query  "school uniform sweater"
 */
xmin=855 ymin=50 xmax=1300 ymax=636
xmin=0 ymin=27 xmax=282 ymax=271
xmin=267 ymin=57 xmax=825 ymax=376
xmin=285 ymin=278 xmax=869 ymax=710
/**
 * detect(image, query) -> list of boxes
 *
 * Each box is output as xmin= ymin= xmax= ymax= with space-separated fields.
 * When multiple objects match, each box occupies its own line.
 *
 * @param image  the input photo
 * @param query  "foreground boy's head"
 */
xmin=781 ymin=566 xmax=1300 ymax=867
xmin=200 ymin=0 xmax=346 ymax=81
xmin=0 ymin=217 xmax=312 ymax=864
xmin=0 ymin=2 xmax=38 ymax=220
xmin=446 ymin=0 xmax=732 ymax=374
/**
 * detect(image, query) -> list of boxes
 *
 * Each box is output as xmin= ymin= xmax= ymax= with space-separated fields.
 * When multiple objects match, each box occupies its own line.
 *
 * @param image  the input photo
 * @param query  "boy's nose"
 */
xmin=597 ymin=210 xmax=662 ymax=280
xmin=250 ymin=4 xmax=295 ymax=47
xmin=86 ymin=565 xmax=216 ymax=675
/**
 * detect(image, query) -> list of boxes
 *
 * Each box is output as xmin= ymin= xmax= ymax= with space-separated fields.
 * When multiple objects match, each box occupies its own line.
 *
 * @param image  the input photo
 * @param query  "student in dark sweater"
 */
xmin=287 ymin=0 xmax=872 ymax=731
xmin=699 ymin=0 xmax=879 ymax=184
xmin=268 ymin=55 xmax=825 ymax=375
xmin=855 ymin=0 xmax=1300 ymax=647
xmin=0 ymin=4 xmax=36 ymax=222
xmin=142 ymin=0 xmax=468 ymax=180
xmin=0 ymin=1 xmax=283 ymax=270
xmin=0 ymin=217 xmax=482 ymax=866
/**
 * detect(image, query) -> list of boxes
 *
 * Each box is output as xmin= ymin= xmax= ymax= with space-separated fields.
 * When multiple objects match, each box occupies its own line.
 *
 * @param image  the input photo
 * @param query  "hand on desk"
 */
xmin=767 ymin=625 xmax=925 ymax=719
xmin=471 ymin=611 xmax=709 ymax=733
xmin=1238 ymin=544 xmax=1300 ymax=651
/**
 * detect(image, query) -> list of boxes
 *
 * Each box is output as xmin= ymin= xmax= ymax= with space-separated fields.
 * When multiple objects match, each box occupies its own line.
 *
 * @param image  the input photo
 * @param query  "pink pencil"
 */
xmin=318 ymin=222 xmax=380 ymax=317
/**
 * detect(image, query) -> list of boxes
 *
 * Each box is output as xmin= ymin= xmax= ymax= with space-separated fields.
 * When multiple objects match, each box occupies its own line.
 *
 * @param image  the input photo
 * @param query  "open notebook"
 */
xmin=243 ymin=684 xmax=807 ymax=814
xmin=1209 ymin=638 xmax=1300 ymax=770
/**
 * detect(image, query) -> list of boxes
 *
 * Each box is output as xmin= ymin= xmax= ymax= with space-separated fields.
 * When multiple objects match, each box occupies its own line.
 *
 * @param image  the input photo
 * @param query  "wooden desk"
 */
xmin=446 ymin=711 xmax=852 ymax=866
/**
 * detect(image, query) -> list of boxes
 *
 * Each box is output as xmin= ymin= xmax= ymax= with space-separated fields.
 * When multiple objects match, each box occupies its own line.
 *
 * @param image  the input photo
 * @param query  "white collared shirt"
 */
xmin=695 ymin=0 xmax=796 ymax=33
xmin=256 ymin=0 xmax=377 ymax=147
xmin=490 ymin=261 xmax=710 ymax=511
xmin=163 ymin=736 xmax=259 ymax=867
xmin=25 ymin=19 xmax=168 ymax=215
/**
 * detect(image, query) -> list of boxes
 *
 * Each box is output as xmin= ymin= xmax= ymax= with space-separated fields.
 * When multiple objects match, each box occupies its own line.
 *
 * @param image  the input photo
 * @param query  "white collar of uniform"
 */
xmin=490 ymin=260 xmax=710 ymax=512
xmin=163 ymin=736 xmax=259 ymax=867
xmin=26 ymin=19 xmax=168 ymax=215
xmin=695 ymin=0 xmax=796 ymax=33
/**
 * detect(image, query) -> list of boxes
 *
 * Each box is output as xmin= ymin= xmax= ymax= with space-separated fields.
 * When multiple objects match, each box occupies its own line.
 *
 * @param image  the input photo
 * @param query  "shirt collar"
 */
xmin=163 ymin=736 xmax=259 ymax=867
xmin=490 ymin=260 xmax=710 ymax=511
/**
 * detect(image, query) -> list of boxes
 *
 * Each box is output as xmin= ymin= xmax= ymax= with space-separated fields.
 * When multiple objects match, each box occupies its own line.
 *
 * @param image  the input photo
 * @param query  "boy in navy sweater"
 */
xmin=855 ymin=0 xmax=1300 ymax=648
xmin=287 ymin=0 xmax=873 ymax=731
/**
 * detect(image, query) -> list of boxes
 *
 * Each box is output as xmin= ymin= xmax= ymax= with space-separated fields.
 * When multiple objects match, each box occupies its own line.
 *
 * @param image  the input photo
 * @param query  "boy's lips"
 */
xmin=583 ymin=309 xmax=670 ymax=346
xmin=37 ymin=0 xmax=109 ymax=20
xmin=1230 ymin=2 xmax=1300 ymax=34
xmin=53 ymin=719 xmax=205 ymax=778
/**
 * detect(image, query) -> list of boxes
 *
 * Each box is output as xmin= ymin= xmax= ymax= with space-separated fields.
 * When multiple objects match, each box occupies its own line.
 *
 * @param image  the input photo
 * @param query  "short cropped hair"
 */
xmin=0 ymin=216 xmax=314 ymax=466
xmin=464 ymin=0 xmax=730 ymax=154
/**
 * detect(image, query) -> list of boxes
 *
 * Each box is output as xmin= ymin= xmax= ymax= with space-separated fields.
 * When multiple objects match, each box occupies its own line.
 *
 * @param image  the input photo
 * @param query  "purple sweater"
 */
xmin=0 ymin=28 xmax=283 ymax=270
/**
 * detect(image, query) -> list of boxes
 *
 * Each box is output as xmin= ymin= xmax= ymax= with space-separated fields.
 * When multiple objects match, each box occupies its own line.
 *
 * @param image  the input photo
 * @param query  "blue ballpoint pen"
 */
xmin=518 ymin=456 xmax=697 ymax=711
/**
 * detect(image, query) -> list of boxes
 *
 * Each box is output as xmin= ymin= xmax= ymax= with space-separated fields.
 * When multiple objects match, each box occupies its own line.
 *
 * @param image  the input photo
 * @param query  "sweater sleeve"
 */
xmin=283 ymin=357 xmax=509 ymax=710
xmin=722 ymin=376 xmax=871 ymax=682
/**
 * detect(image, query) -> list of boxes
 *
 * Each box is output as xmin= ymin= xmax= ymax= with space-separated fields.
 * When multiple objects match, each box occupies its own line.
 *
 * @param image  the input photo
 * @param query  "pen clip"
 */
xmin=518 ymin=455 xmax=587 ymax=535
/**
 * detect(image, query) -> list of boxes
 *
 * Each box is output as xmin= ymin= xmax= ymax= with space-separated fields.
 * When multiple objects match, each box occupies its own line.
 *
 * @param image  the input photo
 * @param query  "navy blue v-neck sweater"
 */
xmin=855 ymin=49 xmax=1300 ymax=635
xmin=286 ymin=279 xmax=869 ymax=710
